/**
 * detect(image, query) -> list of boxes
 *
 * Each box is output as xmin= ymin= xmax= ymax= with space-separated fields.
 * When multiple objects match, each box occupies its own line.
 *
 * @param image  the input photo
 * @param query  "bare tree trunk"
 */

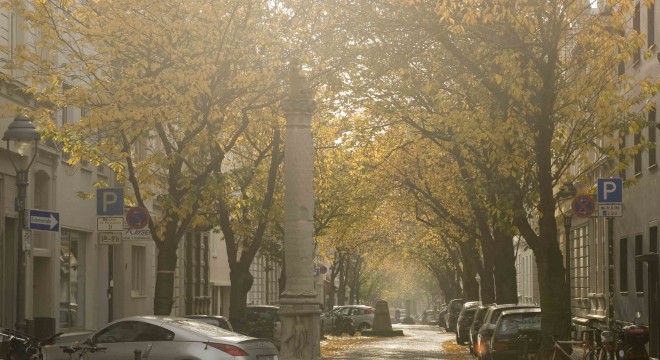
xmin=493 ymin=227 xmax=518 ymax=304
xmin=228 ymin=268 xmax=254 ymax=332
xmin=153 ymin=243 xmax=178 ymax=315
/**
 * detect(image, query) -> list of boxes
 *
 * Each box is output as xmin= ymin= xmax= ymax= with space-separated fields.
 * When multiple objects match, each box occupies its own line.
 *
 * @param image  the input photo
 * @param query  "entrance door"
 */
xmin=33 ymin=256 xmax=53 ymax=317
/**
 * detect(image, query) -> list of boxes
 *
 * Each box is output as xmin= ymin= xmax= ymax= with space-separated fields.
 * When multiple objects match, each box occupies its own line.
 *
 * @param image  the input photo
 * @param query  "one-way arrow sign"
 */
xmin=29 ymin=209 xmax=60 ymax=232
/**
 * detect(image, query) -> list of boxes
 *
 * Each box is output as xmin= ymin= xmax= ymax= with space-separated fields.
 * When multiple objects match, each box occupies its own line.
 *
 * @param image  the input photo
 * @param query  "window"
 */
xmin=60 ymin=230 xmax=86 ymax=329
xmin=619 ymin=237 xmax=628 ymax=293
xmin=635 ymin=234 xmax=644 ymax=293
xmin=185 ymin=231 xmax=210 ymax=314
xmin=620 ymin=133 xmax=627 ymax=180
xmin=651 ymin=225 xmax=659 ymax=253
xmin=131 ymin=246 xmax=146 ymax=297
xmin=95 ymin=321 xmax=174 ymax=343
xmin=649 ymin=3 xmax=656 ymax=49
xmin=571 ymin=225 xmax=589 ymax=312
xmin=649 ymin=109 xmax=657 ymax=167
xmin=62 ymin=84 xmax=73 ymax=125
xmin=634 ymin=2 xmax=641 ymax=64
xmin=634 ymin=132 xmax=642 ymax=175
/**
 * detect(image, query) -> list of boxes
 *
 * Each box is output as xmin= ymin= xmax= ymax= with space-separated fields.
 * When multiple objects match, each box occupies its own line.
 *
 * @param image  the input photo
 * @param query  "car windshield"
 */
xmin=496 ymin=313 xmax=541 ymax=339
xmin=168 ymin=319 xmax=238 ymax=338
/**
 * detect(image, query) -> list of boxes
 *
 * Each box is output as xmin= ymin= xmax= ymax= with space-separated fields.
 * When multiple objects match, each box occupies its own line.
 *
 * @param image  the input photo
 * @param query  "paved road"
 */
xmin=322 ymin=324 xmax=469 ymax=360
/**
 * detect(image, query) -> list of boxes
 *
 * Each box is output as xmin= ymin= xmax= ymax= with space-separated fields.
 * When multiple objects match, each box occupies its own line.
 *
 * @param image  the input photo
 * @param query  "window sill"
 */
xmin=131 ymin=291 xmax=147 ymax=298
xmin=649 ymin=163 xmax=657 ymax=171
xmin=636 ymin=292 xmax=644 ymax=296
xmin=619 ymin=291 xmax=629 ymax=296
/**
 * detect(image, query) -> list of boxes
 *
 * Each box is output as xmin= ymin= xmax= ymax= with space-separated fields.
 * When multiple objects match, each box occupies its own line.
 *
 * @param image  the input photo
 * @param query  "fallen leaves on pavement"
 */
xmin=320 ymin=333 xmax=383 ymax=358
xmin=441 ymin=340 xmax=471 ymax=360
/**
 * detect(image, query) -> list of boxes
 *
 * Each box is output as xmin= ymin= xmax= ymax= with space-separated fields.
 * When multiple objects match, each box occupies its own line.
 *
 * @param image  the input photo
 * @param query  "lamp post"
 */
xmin=557 ymin=182 xmax=577 ymax=297
xmin=3 ymin=114 xmax=41 ymax=333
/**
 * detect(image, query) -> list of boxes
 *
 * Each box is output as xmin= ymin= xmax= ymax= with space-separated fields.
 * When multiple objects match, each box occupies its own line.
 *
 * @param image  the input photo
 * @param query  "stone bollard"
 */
xmin=361 ymin=300 xmax=404 ymax=337
xmin=372 ymin=300 xmax=393 ymax=331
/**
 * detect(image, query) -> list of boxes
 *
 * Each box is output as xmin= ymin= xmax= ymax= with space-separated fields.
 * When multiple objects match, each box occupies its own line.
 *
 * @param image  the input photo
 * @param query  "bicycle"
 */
xmin=580 ymin=327 xmax=603 ymax=360
xmin=59 ymin=344 xmax=107 ymax=360
xmin=540 ymin=335 xmax=583 ymax=360
xmin=517 ymin=328 xmax=543 ymax=359
xmin=0 ymin=328 xmax=62 ymax=360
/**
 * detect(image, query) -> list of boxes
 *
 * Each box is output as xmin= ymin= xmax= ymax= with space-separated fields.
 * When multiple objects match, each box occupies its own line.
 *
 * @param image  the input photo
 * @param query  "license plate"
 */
xmin=258 ymin=356 xmax=277 ymax=360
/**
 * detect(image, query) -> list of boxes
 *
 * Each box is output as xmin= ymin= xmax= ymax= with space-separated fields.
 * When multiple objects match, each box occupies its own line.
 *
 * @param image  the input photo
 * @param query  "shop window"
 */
xmin=651 ymin=226 xmax=658 ymax=253
xmin=60 ymin=230 xmax=86 ymax=329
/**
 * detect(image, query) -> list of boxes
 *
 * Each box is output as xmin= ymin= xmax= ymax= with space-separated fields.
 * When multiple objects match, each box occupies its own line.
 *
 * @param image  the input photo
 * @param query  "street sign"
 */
xmin=572 ymin=195 xmax=596 ymax=218
xmin=97 ymin=217 xmax=124 ymax=231
xmin=598 ymin=178 xmax=623 ymax=203
xmin=599 ymin=204 xmax=623 ymax=217
xmin=126 ymin=207 xmax=150 ymax=229
xmin=97 ymin=188 xmax=124 ymax=216
xmin=28 ymin=209 xmax=60 ymax=232
xmin=123 ymin=227 xmax=151 ymax=241
xmin=98 ymin=231 xmax=122 ymax=245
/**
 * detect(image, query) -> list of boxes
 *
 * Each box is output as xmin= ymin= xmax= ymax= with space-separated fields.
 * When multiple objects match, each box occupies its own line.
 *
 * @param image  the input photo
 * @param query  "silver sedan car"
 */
xmin=45 ymin=316 xmax=279 ymax=360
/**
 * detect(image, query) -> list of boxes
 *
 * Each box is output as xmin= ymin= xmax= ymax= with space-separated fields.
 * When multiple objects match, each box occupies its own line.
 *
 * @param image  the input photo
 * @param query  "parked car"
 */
xmin=184 ymin=315 xmax=233 ymax=331
xmin=476 ymin=303 xmax=539 ymax=360
xmin=246 ymin=305 xmax=281 ymax=348
xmin=421 ymin=309 xmax=440 ymax=325
xmin=44 ymin=315 xmax=279 ymax=360
xmin=456 ymin=301 xmax=481 ymax=345
xmin=437 ymin=305 xmax=448 ymax=328
xmin=468 ymin=304 xmax=493 ymax=353
xmin=320 ymin=305 xmax=374 ymax=333
xmin=444 ymin=298 xmax=465 ymax=332
xmin=489 ymin=308 xmax=542 ymax=360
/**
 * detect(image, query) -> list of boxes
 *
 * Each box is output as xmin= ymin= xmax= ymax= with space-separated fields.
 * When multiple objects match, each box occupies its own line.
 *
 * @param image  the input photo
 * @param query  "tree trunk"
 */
xmin=337 ymin=258 xmax=348 ymax=306
xmin=228 ymin=268 xmax=254 ymax=332
xmin=459 ymin=240 xmax=480 ymax=301
xmin=153 ymin=243 xmax=178 ymax=315
xmin=493 ymin=227 xmax=518 ymax=304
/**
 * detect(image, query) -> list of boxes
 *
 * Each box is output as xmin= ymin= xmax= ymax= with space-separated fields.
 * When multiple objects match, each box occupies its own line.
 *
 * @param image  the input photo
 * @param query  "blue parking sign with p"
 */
xmin=97 ymin=188 xmax=124 ymax=215
xmin=597 ymin=178 xmax=622 ymax=203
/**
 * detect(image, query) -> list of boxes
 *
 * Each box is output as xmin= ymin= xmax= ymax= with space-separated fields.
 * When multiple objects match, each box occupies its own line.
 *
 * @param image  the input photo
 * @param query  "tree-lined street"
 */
xmin=1 ymin=0 xmax=658 ymax=359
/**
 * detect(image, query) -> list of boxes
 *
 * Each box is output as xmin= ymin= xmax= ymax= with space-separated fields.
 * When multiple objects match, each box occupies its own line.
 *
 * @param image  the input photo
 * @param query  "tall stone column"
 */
xmin=279 ymin=64 xmax=321 ymax=359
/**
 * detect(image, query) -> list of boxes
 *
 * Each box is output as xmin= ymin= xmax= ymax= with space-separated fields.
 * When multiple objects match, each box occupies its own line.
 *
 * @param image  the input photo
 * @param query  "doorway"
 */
xmin=33 ymin=256 xmax=53 ymax=318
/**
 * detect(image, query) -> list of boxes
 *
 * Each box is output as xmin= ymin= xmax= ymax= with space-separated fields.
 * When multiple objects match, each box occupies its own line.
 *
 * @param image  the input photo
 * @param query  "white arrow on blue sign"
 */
xmin=29 ymin=209 xmax=60 ymax=232
xmin=597 ymin=178 xmax=623 ymax=203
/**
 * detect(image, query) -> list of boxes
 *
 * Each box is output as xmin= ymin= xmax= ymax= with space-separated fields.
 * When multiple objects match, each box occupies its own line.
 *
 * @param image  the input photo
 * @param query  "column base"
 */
xmin=278 ymin=294 xmax=321 ymax=360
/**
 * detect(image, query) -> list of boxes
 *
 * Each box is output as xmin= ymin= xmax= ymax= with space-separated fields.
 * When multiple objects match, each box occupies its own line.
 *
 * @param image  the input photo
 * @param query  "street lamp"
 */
xmin=557 ymin=182 xmax=577 ymax=287
xmin=3 ymin=114 xmax=41 ymax=333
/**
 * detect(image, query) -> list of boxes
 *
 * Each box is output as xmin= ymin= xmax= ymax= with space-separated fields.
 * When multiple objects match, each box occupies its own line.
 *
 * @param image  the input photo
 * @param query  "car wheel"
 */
xmin=358 ymin=323 xmax=370 ymax=332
